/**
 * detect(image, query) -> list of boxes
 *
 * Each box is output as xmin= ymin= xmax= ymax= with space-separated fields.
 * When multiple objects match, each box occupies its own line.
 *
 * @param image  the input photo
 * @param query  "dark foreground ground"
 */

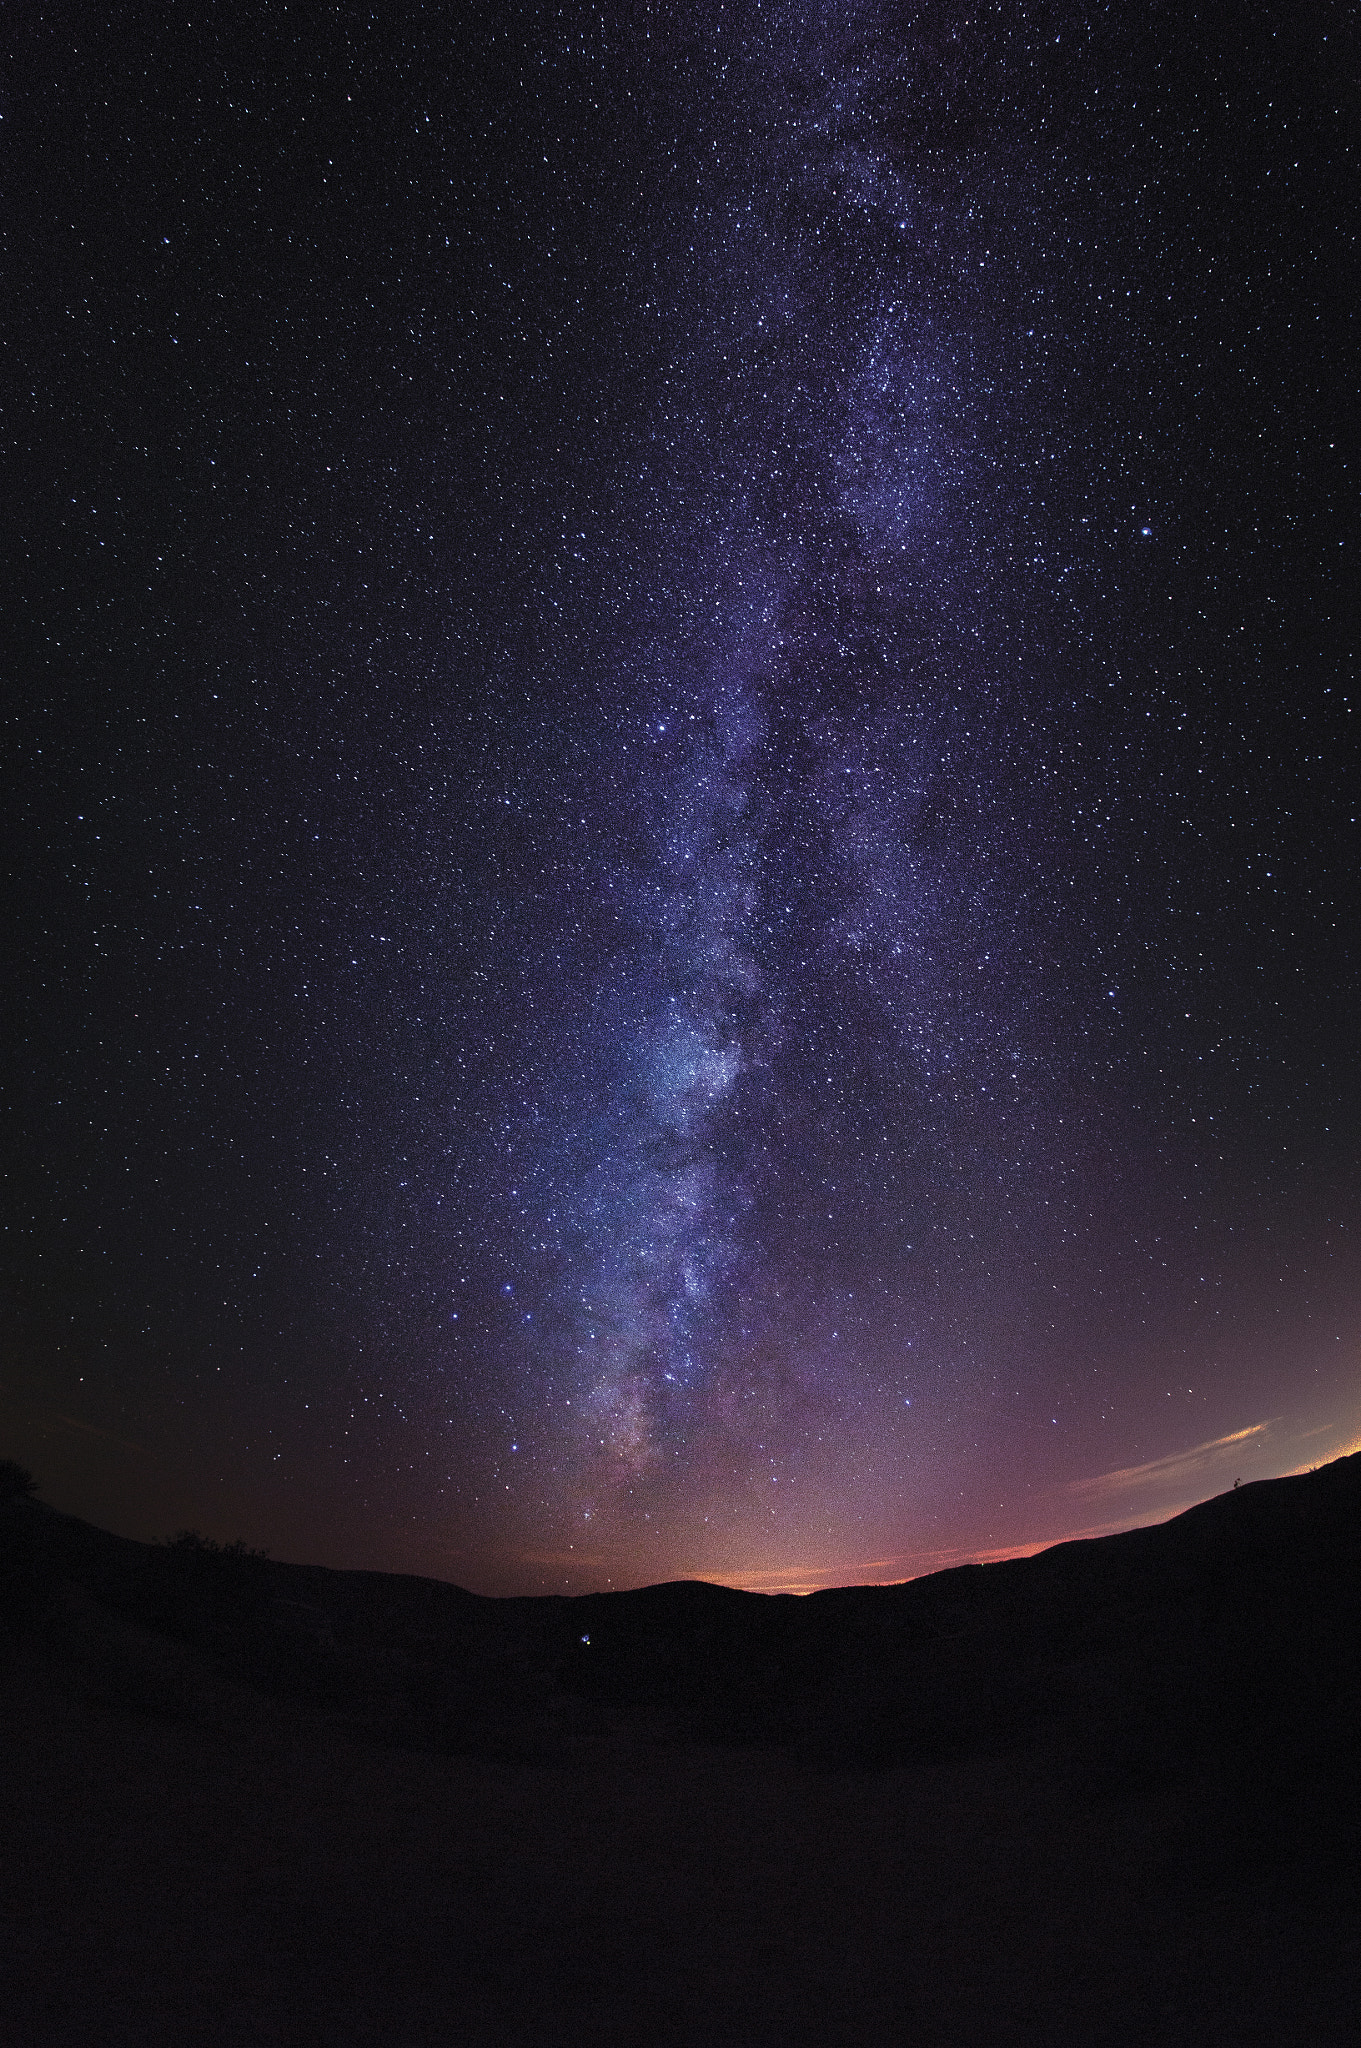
xmin=3 ymin=1457 xmax=1359 ymax=2045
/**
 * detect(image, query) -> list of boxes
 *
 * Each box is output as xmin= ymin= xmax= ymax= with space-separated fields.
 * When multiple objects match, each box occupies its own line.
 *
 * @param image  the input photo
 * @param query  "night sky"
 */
xmin=4 ymin=2 xmax=1357 ymax=1595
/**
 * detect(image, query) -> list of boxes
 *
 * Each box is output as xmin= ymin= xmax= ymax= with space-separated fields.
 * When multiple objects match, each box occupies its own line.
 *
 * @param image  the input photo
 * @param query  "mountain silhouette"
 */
xmin=3 ymin=1455 xmax=1358 ymax=2044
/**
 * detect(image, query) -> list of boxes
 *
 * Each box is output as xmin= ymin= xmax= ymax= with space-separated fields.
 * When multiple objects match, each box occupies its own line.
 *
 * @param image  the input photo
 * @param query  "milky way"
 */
xmin=5 ymin=2 xmax=1358 ymax=1591
xmin=475 ymin=19 xmax=1223 ymax=1515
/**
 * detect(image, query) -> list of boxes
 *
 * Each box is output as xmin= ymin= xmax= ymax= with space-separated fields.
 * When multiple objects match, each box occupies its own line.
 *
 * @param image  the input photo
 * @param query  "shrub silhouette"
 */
xmin=166 ymin=1529 xmax=269 ymax=1561
xmin=155 ymin=1528 xmax=274 ymax=1646
xmin=0 ymin=1461 xmax=54 ymax=1637
xmin=0 ymin=1459 xmax=38 ymax=1503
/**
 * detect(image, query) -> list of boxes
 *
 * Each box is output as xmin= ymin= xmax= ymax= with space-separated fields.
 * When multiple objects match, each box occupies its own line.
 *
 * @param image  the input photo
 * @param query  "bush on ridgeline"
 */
xmin=166 ymin=1529 xmax=269 ymax=1561
xmin=157 ymin=1527 xmax=274 ymax=1643
xmin=0 ymin=1461 xmax=55 ymax=1640
xmin=0 ymin=1459 xmax=38 ymax=1504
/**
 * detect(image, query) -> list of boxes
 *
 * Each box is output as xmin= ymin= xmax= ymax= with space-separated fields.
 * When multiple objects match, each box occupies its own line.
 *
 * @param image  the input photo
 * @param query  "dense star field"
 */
xmin=3 ymin=3 xmax=1357 ymax=1594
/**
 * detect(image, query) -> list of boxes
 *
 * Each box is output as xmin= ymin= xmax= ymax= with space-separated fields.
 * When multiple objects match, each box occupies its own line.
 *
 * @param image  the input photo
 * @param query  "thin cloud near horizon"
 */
xmin=1067 ymin=1423 xmax=1274 ymax=1500
xmin=517 ymin=1422 xmax=1361 ymax=1597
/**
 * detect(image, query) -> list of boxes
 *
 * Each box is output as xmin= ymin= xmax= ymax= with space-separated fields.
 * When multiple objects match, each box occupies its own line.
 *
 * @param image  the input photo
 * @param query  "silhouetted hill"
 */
xmin=3 ymin=1454 xmax=1359 ymax=1804
xmin=4 ymin=1456 xmax=1360 ymax=2046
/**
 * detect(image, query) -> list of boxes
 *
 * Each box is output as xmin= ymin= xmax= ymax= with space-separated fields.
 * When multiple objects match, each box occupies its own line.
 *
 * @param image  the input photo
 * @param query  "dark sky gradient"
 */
xmin=4 ymin=1 xmax=1358 ymax=1593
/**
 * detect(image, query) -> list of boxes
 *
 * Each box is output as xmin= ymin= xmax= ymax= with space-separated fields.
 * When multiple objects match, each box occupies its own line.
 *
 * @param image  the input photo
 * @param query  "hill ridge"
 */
xmin=3 ymin=1451 xmax=1358 ymax=1776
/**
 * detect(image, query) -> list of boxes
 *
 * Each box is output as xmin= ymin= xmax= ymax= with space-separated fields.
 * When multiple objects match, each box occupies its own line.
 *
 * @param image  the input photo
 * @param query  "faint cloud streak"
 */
xmin=1068 ymin=1422 xmax=1272 ymax=1500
